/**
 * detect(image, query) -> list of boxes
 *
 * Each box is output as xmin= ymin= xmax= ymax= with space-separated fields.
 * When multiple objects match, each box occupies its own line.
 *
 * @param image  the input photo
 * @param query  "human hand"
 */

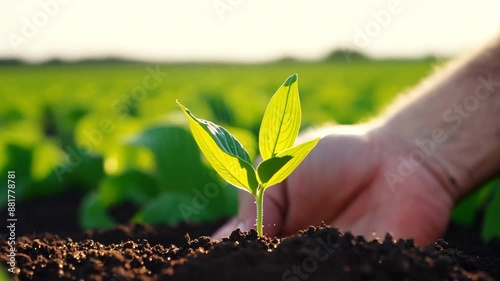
xmin=213 ymin=124 xmax=456 ymax=245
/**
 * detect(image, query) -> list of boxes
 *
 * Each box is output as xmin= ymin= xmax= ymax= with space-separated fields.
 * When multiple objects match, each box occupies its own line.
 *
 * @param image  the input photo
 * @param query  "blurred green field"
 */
xmin=0 ymin=60 xmax=436 ymax=162
xmin=1 ymin=59 xmax=460 ymax=229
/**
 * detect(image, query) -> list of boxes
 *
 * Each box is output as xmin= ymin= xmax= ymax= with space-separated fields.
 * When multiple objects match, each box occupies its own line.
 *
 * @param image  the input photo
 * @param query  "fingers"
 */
xmin=212 ymin=189 xmax=255 ymax=240
xmin=261 ymin=185 xmax=287 ymax=236
xmin=211 ymin=217 xmax=252 ymax=240
xmin=332 ymin=182 xmax=453 ymax=246
xmin=212 ymin=185 xmax=285 ymax=240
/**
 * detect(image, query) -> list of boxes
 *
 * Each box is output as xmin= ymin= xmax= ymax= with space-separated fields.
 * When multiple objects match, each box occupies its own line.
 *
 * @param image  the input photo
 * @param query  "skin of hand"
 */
xmin=213 ymin=125 xmax=455 ymax=245
xmin=213 ymin=37 xmax=500 ymax=244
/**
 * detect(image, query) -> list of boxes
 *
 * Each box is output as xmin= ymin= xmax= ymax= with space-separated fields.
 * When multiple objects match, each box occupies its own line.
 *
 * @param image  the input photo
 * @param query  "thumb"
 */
xmin=212 ymin=186 xmax=285 ymax=240
xmin=211 ymin=217 xmax=253 ymax=240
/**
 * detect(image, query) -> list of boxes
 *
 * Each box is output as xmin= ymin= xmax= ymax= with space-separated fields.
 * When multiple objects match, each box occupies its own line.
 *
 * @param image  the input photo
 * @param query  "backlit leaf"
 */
xmin=256 ymin=155 xmax=292 ymax=185
xmin=259 ymin=74 xmax=301 ymax=160
xmin=257 ymin=138 xmax=320 ymax=189
xmin=178 ymin=101 xmax=258 ymax=194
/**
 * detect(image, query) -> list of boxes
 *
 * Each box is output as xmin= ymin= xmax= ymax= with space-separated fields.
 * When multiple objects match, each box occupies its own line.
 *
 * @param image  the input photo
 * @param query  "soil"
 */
xmin=1 ymin=191 xmax=499 ymax=281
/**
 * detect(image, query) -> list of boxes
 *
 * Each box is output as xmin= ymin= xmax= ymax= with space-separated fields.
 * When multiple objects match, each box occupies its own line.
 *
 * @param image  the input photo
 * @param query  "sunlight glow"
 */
xmin=0 ymin=0 xmax=498 ymax=62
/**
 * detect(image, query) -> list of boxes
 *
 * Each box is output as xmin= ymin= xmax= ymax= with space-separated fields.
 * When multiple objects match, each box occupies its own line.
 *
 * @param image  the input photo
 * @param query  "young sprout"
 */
xmin=177 ymin=74 xmax=320 ymax=236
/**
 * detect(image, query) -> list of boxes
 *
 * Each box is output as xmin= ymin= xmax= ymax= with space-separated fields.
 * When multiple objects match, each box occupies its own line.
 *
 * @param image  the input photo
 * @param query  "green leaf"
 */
xmin=79 ymin=192 xmax=116 ymax=230
xmin=178 ymin=101 xmax=258 ymax=194
xmin=257 ymin=138 xmax=320 ymax=188
xmin=178 ymin=102 xmax=251 ymax=163
xmin=256 ymin=156 xmax=293 ymax=184
xmin=0 ymin=144 xmax=32 ymax=208
xmin=451 ymin=181 xmax=495 ymax=226
xmin=98 ymin=169 xmax=161 ymax=207
xmin=0 ymin=264 xmax=9 ymax=281
xmin=133 ymin=193 xmax=195 ymax=224
xmin=66 ymin=152 xmax=105 ymax=191
xmin=127 ymin=126 xmax=208 ymax=194
xmin=483 ymin=186 xmax=500 ymax=241
xmin=31 ymin=139 xmax=64 ymax=181
xmin=259 ymin=74 xmax=301 ymax=160
xmin=133 ymin=193 xmax=221 ymax=225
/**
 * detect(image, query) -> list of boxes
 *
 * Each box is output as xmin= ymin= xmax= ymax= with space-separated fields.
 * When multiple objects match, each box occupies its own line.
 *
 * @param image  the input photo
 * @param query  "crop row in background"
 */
xmin=0 ymin=59 xmax=498 ymax=240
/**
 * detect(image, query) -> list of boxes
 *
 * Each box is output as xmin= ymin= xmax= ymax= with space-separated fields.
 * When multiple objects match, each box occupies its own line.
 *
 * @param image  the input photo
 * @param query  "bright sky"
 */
xmin=1 ymin=0 xmax=499 ymax=63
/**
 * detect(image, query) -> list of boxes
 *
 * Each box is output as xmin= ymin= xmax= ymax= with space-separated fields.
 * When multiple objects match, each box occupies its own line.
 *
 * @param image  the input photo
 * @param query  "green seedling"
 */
xmin=177 ymin=74 xmax=320 ymax=236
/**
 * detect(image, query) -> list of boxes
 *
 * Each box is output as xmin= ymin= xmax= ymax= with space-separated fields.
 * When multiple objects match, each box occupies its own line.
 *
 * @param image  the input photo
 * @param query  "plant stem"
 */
xmin=256 ymin=186 xmax=264 ymax=236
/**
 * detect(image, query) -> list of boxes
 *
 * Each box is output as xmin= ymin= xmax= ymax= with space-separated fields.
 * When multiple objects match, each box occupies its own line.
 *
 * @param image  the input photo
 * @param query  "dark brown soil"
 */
xmin=1 ymin=223 xmax=498 ymax=281
xmin=1 ymin=191 xmax=499 ymax=281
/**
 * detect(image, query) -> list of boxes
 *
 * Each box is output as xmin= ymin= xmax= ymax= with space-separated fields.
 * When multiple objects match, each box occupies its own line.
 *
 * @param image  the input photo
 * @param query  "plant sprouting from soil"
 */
xmin=177 ymin=74 xmax=320 ymax=236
